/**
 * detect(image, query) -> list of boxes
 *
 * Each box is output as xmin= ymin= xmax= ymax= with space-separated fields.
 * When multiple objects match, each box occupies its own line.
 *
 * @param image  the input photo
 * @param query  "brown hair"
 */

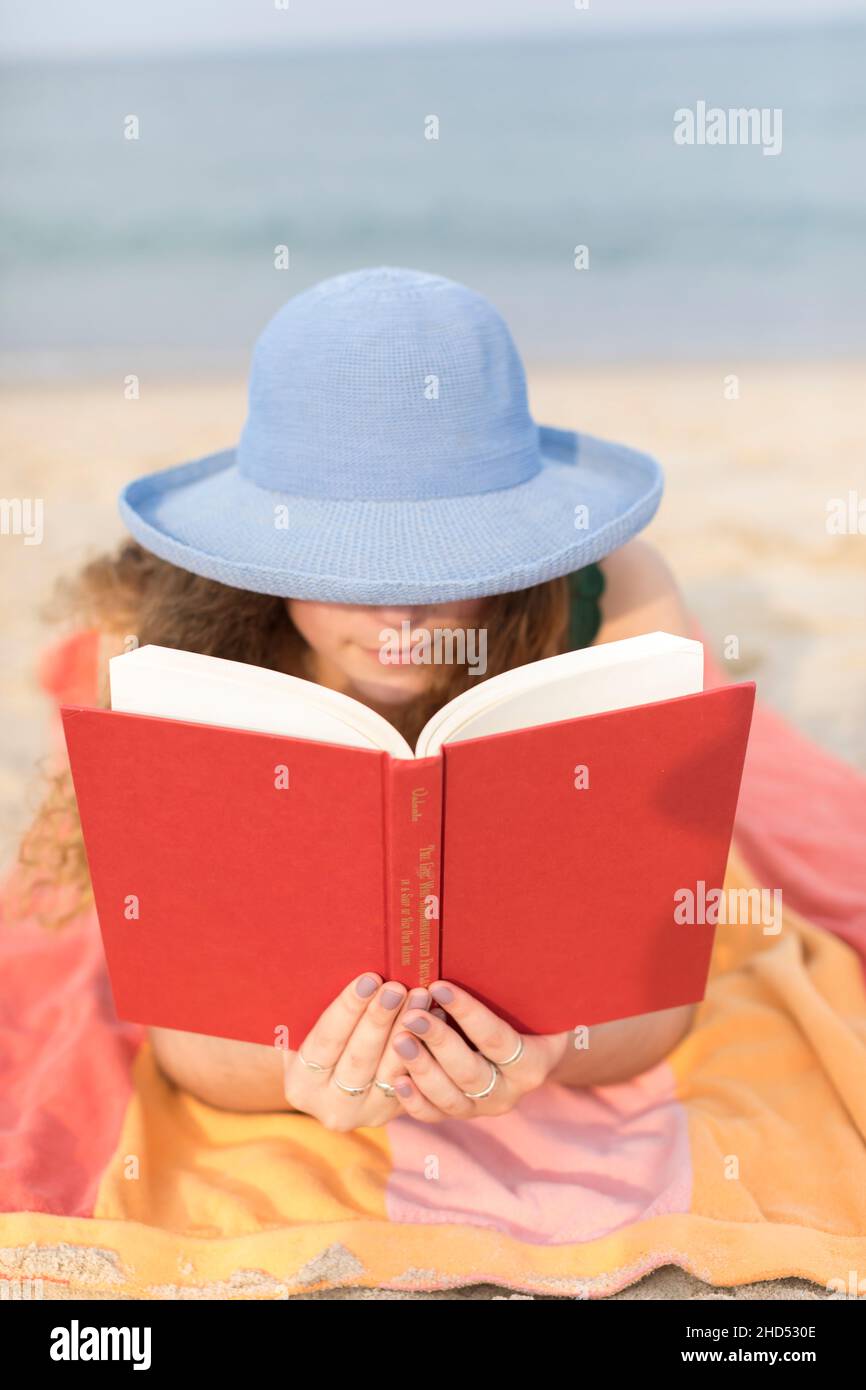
xmin=18 ymin=540 xmax=571 ymax=924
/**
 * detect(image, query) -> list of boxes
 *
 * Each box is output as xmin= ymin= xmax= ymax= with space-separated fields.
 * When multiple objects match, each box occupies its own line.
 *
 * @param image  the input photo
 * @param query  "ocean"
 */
xmin=2 ymin=22 xmax=865 ymax=375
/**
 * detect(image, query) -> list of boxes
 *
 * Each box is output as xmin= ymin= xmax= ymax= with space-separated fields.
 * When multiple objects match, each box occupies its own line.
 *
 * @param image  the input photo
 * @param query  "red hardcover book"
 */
xmin=60 ymin=637 xmax=755 ymax=1048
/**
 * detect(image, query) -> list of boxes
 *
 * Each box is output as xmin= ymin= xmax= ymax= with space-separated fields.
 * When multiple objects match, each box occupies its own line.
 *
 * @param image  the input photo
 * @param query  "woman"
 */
xmin=24 ymin=266 xmax=698 ymax=1129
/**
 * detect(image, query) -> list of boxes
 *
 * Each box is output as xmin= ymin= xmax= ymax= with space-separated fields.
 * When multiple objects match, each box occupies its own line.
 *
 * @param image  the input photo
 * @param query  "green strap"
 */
xmin=567 ymin=562 xmax=605 ymax=650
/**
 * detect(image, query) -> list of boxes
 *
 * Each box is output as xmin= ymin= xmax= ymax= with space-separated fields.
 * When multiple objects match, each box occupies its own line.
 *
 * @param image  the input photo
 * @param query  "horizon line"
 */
xmin=1 ymin=14 xmax=864 ymax=66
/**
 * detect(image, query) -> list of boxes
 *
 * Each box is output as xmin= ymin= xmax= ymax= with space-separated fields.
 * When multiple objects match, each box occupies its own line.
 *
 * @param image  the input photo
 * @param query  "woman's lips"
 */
xmin=358 ymin=644 xmax=413 ymax=665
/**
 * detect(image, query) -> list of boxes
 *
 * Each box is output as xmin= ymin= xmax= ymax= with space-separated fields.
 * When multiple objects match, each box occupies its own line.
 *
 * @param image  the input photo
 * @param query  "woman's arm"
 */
xmin=595 ymin=537 xmax=695 ymax=645
xmin=149 ymin=1026 xmax=296 ymax=1113
xmin=546 ymin=1003 xmax=697 ymax=1087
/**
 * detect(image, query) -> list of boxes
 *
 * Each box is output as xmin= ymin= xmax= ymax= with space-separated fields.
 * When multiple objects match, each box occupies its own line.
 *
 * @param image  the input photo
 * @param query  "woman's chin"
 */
xmin=349 ymin=670 xmax=427 ymax=706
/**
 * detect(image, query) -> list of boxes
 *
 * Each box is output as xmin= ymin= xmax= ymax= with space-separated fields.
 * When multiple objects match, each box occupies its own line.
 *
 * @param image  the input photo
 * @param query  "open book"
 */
xmin=61 ymin=633 xmax=755 ymax=1046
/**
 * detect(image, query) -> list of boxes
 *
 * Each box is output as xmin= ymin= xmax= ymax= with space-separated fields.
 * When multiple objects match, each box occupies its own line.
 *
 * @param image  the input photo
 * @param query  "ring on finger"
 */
xmin=333 ymin=1075 xmax=374 ymax=1097
xmin=374 ymin=1079 xmax=397 ymax=1097
xmin=462 ymin=1059 xmax=499 ymax=1100
xmin=492 ymin=1037 xmax=525 ymax=1067
xmin=298 ymin=1048 xmax=334 ymax=1073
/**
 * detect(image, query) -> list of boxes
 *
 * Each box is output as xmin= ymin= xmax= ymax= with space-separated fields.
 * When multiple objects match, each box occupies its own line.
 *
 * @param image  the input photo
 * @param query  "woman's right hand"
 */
xmin=281 ymin=973 xmax=437 ymax=1131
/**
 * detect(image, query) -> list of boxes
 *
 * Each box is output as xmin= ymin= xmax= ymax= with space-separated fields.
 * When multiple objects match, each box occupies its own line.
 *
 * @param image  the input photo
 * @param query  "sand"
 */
xmin=1 ymin=361 xmax=862 ymax=1299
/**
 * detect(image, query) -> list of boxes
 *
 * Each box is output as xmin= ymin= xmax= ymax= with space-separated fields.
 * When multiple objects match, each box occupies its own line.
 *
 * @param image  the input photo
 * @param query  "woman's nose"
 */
xmin=375 ymin=606 xmax=430 ymax=626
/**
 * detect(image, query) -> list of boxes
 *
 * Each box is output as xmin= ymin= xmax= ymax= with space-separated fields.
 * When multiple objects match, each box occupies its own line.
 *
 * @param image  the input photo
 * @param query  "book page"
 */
xmin=415 ymin=632 xmax=703 ymax=755
xmin=110 ymin=645 xmax=414 ymax=757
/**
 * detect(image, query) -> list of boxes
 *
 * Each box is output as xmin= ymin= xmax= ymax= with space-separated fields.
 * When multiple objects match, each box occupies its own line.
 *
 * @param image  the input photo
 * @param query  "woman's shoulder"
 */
xmin=595 ymin=538 xmax=693 ymax=643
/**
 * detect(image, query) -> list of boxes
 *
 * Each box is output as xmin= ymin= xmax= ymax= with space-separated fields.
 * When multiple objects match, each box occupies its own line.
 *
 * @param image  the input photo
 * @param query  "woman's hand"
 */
xmin=387 ymin=981 xmax=570 ymax=1122
xmin=281 ymin=972 xmax=441 ymax=1131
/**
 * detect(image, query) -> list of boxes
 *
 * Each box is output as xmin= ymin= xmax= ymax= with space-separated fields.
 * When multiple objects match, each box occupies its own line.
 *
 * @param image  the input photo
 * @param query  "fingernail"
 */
xmin=396 ymin=1081 xmax=412 ymax=1098
xmin=406 ymin=1014 xmax=430 ymax=1034
xmin=381 ymin=987 xmax=404 ymax=1010
xmin=356 ymin=974 xmax=378 ymax=998
xmin=408 ymin=988 xmax=430 ymax=1011
xmin=431 ymin=1006 xmax=446 ymax=1020
xmin=430 ymin=983 xmax=454 ymax=1004
xmin=395 ymin=1036 xmax=419 ymax=1059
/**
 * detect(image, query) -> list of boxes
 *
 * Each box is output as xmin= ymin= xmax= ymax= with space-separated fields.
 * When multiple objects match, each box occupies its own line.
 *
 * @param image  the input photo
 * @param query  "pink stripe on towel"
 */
xmin=703 ymin=642 xmax=866 ymax=970
xmin=385 ymin=1060 xmax=690 ymax=1242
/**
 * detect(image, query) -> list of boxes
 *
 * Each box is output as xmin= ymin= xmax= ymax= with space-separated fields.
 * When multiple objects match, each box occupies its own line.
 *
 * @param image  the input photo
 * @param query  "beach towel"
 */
xmin=1 ymin=627 xmax=864 ymax=1299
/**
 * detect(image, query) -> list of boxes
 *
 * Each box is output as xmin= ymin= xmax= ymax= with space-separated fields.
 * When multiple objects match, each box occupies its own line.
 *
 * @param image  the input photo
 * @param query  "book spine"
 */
xmin=383 ymin=756 xmax=443 ymax=988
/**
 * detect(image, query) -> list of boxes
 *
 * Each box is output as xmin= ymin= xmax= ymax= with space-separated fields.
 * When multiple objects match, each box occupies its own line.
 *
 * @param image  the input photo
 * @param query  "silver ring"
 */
xmin=374 ymin=1079 xmax=397 ymax=1098
xmin=298 ymin=1048 xmax=333 ymax=1073
xmin=463 ymin=1059 xmax=499 ymax=1100
xmin=496 ymin=1037 xmax=525 ymax=1067
xmin=333 ymin=1075 xmax=374 ymax=1097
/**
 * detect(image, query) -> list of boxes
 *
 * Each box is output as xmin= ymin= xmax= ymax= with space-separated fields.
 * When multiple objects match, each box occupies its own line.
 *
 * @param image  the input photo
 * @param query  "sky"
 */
xmin=1 ymin=0 xmax=862 ymax=60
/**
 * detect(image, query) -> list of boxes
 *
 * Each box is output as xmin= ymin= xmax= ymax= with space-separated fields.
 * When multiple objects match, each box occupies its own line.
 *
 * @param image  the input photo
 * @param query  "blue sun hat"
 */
xmin=119 ymin=267 xmax=663 ymax=604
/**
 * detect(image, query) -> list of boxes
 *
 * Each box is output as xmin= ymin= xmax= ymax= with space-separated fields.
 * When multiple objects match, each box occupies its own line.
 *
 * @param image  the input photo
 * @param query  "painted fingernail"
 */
xmin=396 ymin=1081 xmax=412 ymax=1098
xmin=381 ymin=987 xmax=404 ymax=1010
xmin=408 ymin=989 xmax=430 ymax=1011
xmin=431 ymin=1007 xmax=446 ymax=1020
xmin=430 ymin=983 xmax=454 ymax=1004
xmin=356 ymin=974 xmax=378 ymax=998
xmin=406 ymin=1014 xmax=431 ymax=1034
xmin=395 ymin=1036 xmax=419 ymax=1059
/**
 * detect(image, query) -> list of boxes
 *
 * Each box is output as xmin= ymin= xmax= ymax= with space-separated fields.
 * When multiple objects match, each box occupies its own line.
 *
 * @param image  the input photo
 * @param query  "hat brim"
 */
xmin=118 ymin=426 xmax=663 ymax=604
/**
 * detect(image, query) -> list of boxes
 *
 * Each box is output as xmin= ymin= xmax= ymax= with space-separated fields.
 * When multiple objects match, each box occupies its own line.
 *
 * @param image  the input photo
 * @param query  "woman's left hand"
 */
xmin=382 ymin=980 xmax=570 ymax=1121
